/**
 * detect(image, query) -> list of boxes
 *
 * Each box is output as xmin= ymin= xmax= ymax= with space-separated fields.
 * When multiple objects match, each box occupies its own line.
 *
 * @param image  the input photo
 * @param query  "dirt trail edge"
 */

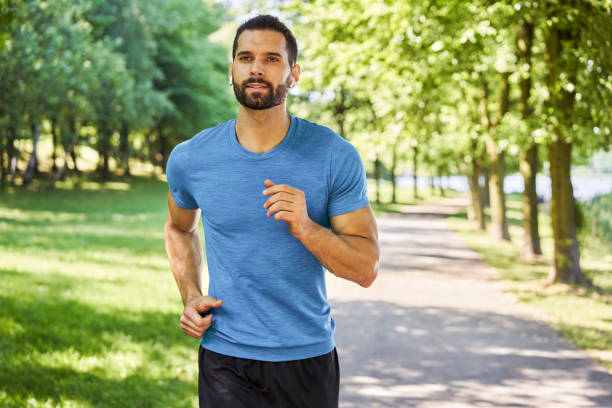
xmin=326 ymin=197 xmax=612 ymax=408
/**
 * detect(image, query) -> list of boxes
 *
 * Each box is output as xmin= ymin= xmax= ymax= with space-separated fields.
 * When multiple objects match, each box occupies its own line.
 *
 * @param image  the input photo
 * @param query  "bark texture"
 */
xmin=22 ymin=123 xmax=41 ymax=187
xmin=481 ymin=74 xmax=511 ymax=240
xmin=516 ymin=20 xmax=542 ymax=259
xmin=520 ymin=145 xmax=542 ymax=258
xmin=466 ymin=146 xmax=486 ymax=231
xmin=545 ymin=21 xmax=589 ymax=284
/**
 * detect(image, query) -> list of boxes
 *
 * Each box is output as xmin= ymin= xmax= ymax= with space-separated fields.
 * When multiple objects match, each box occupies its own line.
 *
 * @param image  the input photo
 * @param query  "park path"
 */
xmin=325 ymin=197 xmax=612 ymax=408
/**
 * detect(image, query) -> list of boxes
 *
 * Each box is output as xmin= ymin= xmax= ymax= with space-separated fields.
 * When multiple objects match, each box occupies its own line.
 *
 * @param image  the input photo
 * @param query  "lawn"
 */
xmin=3 ymin=173 xmax=609 ymax=407
xmin=447 ymin=193 xmax=612 ymax=371
xmin=0 ymin=175 xmax=206 ymax=407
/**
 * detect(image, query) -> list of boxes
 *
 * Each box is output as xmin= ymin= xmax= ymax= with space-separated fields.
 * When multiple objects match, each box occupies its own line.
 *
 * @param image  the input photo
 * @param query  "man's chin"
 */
xmin=241 ymin=97 xmax=279 ymax=110
xmin=241 ymin=103 xmax=276 ymax=110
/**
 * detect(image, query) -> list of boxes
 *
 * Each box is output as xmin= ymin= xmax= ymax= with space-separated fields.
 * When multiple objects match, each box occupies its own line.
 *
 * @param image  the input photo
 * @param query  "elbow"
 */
xmin=359 ymin=251 xmax=380 ymax=288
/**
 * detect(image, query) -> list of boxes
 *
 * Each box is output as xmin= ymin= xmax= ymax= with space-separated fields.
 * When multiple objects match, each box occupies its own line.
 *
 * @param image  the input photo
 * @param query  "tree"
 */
xmin=540 ymin=1 xmax=612 ymax=284
xmin=515 ymin=15 xmax=543 ymax=259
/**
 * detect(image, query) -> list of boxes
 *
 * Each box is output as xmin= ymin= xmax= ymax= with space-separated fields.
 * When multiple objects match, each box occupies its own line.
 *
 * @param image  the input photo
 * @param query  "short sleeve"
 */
xmin=328 ymin=138 xmax=370 ymax=217
xmin=166 ymin=141 xmax=199 ymax=210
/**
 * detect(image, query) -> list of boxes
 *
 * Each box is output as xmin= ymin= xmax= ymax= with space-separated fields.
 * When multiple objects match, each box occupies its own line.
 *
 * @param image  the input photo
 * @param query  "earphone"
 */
xmin=229 ymin=76 xmax=233 ymax=86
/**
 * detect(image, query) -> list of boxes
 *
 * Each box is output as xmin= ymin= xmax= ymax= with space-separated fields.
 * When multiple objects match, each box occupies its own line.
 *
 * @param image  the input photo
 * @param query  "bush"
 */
xmin=583 ymin=192 xmax=612 ymax=242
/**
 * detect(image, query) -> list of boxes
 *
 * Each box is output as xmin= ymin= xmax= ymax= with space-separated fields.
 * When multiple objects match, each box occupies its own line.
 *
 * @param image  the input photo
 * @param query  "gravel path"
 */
xmin=326 ymin=198 xmax=612 ymax=408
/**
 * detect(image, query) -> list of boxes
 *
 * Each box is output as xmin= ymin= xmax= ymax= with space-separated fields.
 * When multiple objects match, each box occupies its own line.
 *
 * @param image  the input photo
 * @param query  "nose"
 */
xmin=249 ymin=58 xmax=264 ymax=77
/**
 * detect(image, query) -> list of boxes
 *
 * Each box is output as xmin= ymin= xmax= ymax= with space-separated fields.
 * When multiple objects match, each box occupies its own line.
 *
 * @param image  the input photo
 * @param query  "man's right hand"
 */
xmin=180 ymin=296 xmax=223 ymax=339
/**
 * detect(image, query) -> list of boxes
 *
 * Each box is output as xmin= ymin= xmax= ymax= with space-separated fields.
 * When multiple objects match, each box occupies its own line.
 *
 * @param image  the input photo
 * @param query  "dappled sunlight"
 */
xmin=357 ymin=383 xmax=447 ymax=399
xmin=331 ymin=300 xmax=612 ymax=407
xmin=470 ymin=346 xmax=587 ymax=359
xmin=328 ymin=209 xmax=612 ymax=406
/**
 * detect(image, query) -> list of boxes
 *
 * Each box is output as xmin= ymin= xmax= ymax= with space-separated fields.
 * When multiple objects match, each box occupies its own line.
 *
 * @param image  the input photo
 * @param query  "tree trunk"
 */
xmin=70 ymin=148 xmax=79 ymax=173
xmin=516 ymin=19 xmax=542 ymax=259
xmin=412 ymin=144 xmax=419 ymax=200
xmin=374 ymin=156 xmax=381 ymax=205
xmin=22 ymin=123 xmax=41 ymax=187
xmin=545 ymin=21 xmax=589 ymax=285
xmin=466 ymin=150 xmax=485 ymax=231
xmin=97 ymin=126 xmax=111 ymax=180
xmin=520 ymin=145 xmax=542 ymax=258
xmin=547 ymin=141 xmax=584 ymax=283
xmin=482 ymin=74 xmax=511 ymax=241
xmin=481 ymin=167 xmax=490 ymax=208
xmin=8 ymin=130 xmax=18 ymax=186
xmin=103 ymin=141 xmax=110 ymax=179
xmin=119 ymin=121 xmax=131 ymax=176
xmin=51 ymin=118 xmax=58 ymax=172
xmin=0 ymin=132 xmax=5 ymax=190
xmin=487 ymin=146 xmax=510 ymax=240
xmin=159 ymin=124 xmax=169 ymax=172
xmin=50 ymin=118 xmax=79 ymax=189
xmin=0 ymin=134 xmax=8 ymax=190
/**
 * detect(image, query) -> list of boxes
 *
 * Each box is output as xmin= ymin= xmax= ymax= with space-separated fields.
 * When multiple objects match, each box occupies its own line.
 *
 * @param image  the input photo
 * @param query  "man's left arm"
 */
xmin=263 ymin=179 xmax=380 ymax=287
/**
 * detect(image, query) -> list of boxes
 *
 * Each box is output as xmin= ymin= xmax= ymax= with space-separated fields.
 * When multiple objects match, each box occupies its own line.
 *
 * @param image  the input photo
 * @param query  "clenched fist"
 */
xmin=180 ymin=295 xmax=223 ymax=339
xmin=262 ymin=179 xmax=314 ymax=240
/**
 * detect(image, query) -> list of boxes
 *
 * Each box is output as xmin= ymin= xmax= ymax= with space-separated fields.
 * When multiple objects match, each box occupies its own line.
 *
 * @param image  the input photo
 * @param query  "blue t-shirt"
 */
xmin=166 ymin=115 xmax=369 ymax=362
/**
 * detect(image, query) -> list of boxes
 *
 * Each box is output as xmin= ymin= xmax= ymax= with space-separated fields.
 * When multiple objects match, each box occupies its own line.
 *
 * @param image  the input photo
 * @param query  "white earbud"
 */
xmin=229 ymin=77 xmax=233 ymax=86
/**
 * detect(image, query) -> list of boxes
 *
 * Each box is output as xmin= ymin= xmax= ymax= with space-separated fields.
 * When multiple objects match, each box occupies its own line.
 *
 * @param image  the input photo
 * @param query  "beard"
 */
xmin=233 ymin=75 xmax=291 ymax=110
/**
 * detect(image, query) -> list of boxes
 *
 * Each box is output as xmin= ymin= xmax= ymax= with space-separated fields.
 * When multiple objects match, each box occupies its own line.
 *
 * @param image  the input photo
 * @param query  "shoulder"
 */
xmin=189 ymin=120 xmax=233 ymax=151
xmin=294 ymin=117 xmax=338 ymax=145
xmin=293 ymin=117 xmax=358 ymax=155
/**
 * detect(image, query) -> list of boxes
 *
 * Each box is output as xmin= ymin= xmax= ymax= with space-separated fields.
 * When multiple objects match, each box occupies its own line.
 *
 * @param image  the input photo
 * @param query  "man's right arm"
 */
xmin=164 ymin=191 xmax=222 ymax=339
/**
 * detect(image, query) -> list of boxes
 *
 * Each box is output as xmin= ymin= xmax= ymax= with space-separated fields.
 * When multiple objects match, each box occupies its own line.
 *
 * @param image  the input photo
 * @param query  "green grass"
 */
xmin=448 ymin=193 xmax=612 ymax=371
xmin=0 ymin=175 xmax=206 ymax=407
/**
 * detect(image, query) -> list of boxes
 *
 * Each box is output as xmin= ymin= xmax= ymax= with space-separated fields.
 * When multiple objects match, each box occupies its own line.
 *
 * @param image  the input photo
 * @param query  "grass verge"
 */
xmin=447 ymin=193 xmax=612 ymax=371
xmin=0 ymin=174 xmax=206 ymax=407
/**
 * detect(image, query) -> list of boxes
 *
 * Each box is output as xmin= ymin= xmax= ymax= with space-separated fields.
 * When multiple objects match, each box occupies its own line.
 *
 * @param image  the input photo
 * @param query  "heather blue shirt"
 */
xmin=166 ymin=116 xmax=369 ymax=362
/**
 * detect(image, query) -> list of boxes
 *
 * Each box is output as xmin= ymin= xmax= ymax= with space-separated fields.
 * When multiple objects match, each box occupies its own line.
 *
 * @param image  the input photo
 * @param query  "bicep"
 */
xmin=167 ymin=191 xmax=201 ymax=233
xmin=329 ymin=205 xmax=378 ymax=241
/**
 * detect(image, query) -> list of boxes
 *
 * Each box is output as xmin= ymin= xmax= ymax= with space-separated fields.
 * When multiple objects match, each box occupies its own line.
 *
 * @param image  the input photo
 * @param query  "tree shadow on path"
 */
xmin=331 ymin=299 xmax=612 ymax=408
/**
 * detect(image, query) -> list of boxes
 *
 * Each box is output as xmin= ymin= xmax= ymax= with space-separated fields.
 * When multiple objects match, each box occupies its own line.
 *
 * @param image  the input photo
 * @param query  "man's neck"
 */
xmin=235 ymin=104 xmax=291 ymax=154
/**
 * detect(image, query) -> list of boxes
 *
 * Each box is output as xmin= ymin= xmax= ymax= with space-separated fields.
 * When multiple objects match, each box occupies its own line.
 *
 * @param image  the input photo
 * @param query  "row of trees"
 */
xmin=0 ymin=0 xmax=234 ymax=187
xmin=284 ymin=0 xmax=612 ymax=285
xmin=2 ymin=1 xmax=611 ymax=286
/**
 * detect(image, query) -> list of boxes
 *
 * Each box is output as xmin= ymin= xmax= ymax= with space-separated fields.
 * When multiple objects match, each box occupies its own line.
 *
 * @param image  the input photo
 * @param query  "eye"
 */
xmin=268 ymin=56 xmax=279 ymax=62
xmin=239 ymin=56 xmax=252 ymax=62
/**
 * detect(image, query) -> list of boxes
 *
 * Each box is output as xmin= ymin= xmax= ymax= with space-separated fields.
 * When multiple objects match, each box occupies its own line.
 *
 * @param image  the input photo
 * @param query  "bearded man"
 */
xmin=164 ymin=14 xmax=379 ymax=408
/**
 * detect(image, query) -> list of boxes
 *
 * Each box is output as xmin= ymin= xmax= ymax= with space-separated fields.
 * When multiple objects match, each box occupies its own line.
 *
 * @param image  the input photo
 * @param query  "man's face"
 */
xmin=231 ymin=29 xmax=296 ymax=110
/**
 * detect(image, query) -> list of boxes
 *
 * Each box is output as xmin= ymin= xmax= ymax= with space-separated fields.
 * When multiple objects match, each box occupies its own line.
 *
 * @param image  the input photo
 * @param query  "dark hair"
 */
xmin=232 ymin=15 xmax=298 ymax=67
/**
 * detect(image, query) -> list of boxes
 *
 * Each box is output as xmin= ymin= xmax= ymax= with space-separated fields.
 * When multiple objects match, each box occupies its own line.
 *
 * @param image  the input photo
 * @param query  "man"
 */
xmin=164 ymin=14 xmax=379 ymax=408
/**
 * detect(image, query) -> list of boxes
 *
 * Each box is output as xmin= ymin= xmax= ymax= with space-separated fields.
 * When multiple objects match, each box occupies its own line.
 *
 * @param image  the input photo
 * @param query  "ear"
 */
xmin=291 ymin=64 xmax=301 ymax=86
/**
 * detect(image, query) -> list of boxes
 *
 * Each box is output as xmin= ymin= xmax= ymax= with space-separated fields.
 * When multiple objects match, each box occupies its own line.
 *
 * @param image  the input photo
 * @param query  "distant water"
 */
xmin=397 ymin=173 xmax=612 ymax=202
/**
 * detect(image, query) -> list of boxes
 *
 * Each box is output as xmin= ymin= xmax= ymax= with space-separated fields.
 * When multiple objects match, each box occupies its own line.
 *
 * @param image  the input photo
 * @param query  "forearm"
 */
xmin=299 ymin=221 xmax=379 ymax=287
xmin=164 ymin=219 xmax=204 ymax=304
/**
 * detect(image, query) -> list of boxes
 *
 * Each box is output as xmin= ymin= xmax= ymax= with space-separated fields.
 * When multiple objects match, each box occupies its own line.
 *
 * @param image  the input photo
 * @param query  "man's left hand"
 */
xmin=262 ymin=179 xmax=314 ymax=240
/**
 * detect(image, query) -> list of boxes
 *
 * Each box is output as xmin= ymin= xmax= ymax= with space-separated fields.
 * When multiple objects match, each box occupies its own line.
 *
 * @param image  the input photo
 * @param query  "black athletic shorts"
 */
xmin=198 ymin=346 xmax=339 ymax=408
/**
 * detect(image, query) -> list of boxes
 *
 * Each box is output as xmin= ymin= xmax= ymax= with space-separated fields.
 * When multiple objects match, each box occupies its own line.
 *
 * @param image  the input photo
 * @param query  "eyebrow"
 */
xmin=236 ymin=51 xmax=284 ymax=59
